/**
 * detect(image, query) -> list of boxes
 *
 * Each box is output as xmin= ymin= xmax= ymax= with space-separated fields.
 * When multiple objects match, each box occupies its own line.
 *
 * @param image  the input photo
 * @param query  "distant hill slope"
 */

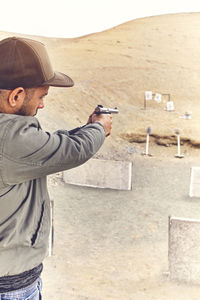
xmin=1 ymin=13 xmax=200 ymax=155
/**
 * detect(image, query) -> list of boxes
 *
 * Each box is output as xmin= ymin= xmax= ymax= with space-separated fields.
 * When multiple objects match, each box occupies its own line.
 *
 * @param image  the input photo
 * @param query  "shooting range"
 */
xmin=168 ymin=216 xmax=200 ymax=284
xmin=63 ymin=158 xmax=132 ymax=190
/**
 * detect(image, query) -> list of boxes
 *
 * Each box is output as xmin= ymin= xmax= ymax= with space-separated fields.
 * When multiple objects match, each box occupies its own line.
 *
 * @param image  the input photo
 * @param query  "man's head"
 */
xmin=0 ymin=36 xmax=74 ymax=116
xmin=0 ymin=86 xmax=49 ymax=116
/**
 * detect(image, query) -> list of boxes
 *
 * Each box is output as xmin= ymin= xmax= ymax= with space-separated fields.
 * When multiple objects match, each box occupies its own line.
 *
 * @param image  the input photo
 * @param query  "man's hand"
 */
xmin=87 ymin=111 xmax=112 ymax=137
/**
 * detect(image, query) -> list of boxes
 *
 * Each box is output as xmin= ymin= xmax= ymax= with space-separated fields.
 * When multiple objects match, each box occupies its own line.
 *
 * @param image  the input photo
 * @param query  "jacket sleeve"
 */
xmin=2 ymin=116 xmax=105 ymax=185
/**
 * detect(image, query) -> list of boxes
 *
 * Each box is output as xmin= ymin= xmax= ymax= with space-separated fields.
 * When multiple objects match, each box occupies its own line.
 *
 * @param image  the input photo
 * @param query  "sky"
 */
xmin=1 ymin=0 xmax=200 ymax=38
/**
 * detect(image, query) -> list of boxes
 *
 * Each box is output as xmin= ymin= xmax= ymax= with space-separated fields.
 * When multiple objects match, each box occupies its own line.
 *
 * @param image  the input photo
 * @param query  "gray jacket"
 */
xmin=0 ymin=114 xmax=105 ymax=276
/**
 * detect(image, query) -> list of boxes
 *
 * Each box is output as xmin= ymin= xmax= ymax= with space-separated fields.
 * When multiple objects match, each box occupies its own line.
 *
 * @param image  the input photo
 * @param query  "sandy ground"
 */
xmin=40 ymin=141 xmax=200 ymax=300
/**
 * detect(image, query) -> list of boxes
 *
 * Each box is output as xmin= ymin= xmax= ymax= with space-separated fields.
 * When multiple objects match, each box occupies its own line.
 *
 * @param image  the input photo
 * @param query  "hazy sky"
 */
xmin=1 ymin=0 xmax=200 ymax=38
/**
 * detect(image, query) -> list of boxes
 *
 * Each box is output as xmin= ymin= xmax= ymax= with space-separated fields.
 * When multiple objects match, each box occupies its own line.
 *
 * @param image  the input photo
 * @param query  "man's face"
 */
xmin=16 ymin=86 xmax=49 ymax=116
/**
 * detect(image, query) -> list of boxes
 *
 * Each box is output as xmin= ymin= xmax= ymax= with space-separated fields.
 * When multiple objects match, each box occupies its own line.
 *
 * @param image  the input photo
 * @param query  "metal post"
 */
xmin=174 ymin=129 xmax=184 ymax=158
xmin=142 ymin=127 xmax=152 ymax=156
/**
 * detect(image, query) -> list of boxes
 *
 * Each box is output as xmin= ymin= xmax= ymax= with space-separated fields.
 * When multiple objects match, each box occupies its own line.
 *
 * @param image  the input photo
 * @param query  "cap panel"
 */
xmin=22 ymin=38 xmax=54 ymax=81
xmin=13 ymin=40 xmax=44 ymax=88
xmin=0 ymin=39 xmax=16 ymax=89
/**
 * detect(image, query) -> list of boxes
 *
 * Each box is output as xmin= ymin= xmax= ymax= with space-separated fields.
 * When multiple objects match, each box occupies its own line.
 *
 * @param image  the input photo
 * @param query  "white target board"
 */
xmin=154 ymin=93 xmax=162 ymax=103
xmin=166 ymin=101 xmax=174 ymax=111
xmin=145 ymin=91 xmax=152 ymax=100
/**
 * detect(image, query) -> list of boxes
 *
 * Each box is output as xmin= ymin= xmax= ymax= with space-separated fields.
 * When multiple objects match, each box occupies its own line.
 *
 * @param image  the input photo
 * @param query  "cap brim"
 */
xmin=42 ymin=71 xmax=74 ymax=87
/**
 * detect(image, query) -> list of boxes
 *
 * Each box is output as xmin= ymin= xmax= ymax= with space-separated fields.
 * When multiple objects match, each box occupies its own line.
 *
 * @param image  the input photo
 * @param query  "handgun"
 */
xmin=68 ymin=105 xmax=118 ymax=135
xmin=95 ymin=104 xmax=119 ymax=114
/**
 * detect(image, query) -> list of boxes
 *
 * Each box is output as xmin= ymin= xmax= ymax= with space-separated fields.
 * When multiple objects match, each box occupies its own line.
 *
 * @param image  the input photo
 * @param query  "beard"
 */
xmin=14 ymin=88 xmax=37 ymax=116
xmin=15 ymin=106 xmax=38 ymax=116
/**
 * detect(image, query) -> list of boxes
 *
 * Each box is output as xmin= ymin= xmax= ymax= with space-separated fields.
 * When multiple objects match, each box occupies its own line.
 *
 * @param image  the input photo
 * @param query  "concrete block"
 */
xmin=189 ymin=167 xmax=200 ymax=197
xmin=63 ymin=159 xmax=132 ymax=190
xmin=169 ymin=216 xmax=200 ymax=284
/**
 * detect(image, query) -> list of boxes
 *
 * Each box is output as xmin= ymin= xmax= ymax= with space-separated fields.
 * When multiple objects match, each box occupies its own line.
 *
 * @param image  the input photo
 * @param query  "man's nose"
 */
xmin=38 ymin=101 xmax=44 ymax=109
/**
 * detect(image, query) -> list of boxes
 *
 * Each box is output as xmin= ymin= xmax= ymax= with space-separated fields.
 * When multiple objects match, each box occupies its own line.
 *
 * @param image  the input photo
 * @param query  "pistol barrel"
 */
xmin=95 ymin=105 xmax=119 ymax=114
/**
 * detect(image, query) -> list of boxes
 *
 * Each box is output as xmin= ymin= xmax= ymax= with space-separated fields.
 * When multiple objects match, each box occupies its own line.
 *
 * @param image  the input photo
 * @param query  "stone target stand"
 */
xmin=189 ymin=167 xmax=200 ymax=198
xmin=168 ymin=216 xmax=200 ymax=284
xmin=63 ymin=159 xmax=132 ymax=191
xmin=167 ymin=167 xmax=200 ymax=284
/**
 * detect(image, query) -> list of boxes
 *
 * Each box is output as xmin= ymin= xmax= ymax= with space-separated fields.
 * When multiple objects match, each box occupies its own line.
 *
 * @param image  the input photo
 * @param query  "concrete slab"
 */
xmin=63 ymin=159 xmax=132 ymax=190
xmin=169 ymin=216 xmax=200 ymax=284
xmin=189 ymin=167 xmax=200 ymax=197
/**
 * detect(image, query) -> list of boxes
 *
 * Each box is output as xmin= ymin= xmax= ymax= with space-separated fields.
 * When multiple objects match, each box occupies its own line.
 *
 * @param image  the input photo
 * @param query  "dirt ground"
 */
xmin=41 ymin=141 xmax=200 ymax=300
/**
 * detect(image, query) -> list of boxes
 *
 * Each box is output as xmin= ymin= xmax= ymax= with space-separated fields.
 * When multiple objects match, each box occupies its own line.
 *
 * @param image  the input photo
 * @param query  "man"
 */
xmin=0 ymin=37 xmax=112 ymax=299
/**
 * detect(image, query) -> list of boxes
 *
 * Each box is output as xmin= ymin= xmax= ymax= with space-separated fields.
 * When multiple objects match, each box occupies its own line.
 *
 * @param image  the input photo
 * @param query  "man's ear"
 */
xmin=8 ymin=87 xmax=25 ymax=107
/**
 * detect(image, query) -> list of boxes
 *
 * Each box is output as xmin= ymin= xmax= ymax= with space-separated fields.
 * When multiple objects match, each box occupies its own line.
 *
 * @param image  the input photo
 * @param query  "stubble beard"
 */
xmin=15 ymin=88 xmax=37 ymax=116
